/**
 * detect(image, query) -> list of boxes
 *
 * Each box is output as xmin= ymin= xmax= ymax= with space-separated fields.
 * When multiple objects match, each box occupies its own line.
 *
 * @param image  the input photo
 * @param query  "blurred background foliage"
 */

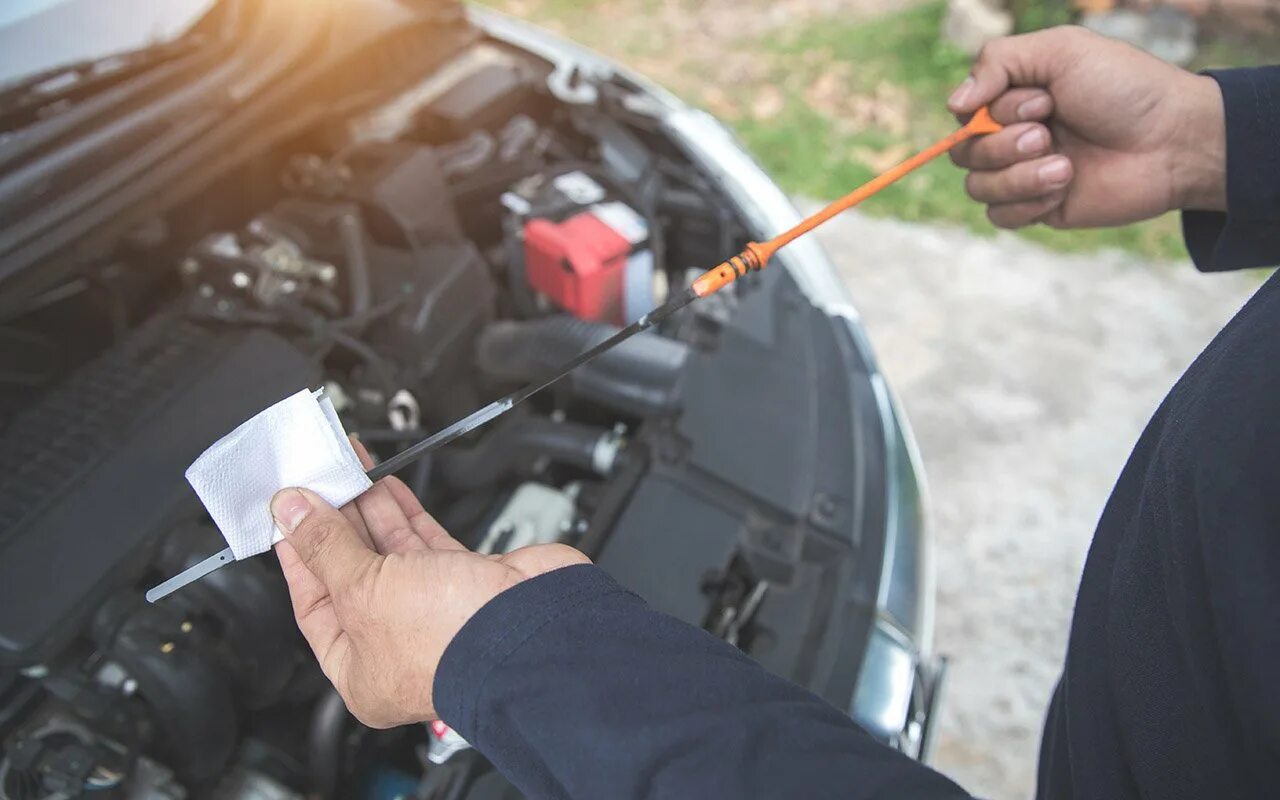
xmin=1011 ymin=0 xmax=1073 ymax=31
xmin=484 ymin=0 xmax=1280 ymax=259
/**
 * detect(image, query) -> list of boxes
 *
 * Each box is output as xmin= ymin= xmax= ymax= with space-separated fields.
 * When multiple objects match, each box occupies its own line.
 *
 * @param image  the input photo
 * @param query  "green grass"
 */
xmin=734 ymin=106 xmax=982 ymax=226
xmin=482 ymin=0 xmax=1256 ymax=261
xmin=1192 ymin=31 xmax=1280 ymax=71
xmin=1009 ymin=0 xmax=1073 ymax=33
xmin=730 ymin=2 xmax=1188 ymax=259
xmin=767 ymin=2 xmax=973 ymax=94
xmin=740 ymin=3 xmax=978 ymax=224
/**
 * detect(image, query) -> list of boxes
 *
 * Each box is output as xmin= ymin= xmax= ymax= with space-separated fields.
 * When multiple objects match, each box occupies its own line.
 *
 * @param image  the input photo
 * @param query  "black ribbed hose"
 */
xmin=435 ymin=412 xmax=624 ymax=491
xmin=476 ymin=316 xmax=689 ymax=419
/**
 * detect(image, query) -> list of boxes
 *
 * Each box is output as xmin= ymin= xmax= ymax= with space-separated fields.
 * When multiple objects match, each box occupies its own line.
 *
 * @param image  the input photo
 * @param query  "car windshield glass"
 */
xmin=0 ymin=0 xmax=218 ymax=90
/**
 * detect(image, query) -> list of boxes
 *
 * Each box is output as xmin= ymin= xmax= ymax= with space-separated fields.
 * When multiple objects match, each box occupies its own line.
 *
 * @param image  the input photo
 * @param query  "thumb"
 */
xmin=271 ymin=487 xmax=378 ymax=594
xmin=948 ymin=27 xmax=1085 ymax=114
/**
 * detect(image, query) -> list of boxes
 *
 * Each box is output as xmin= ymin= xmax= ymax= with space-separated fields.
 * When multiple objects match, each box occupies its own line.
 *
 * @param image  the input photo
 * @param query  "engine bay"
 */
xmin=0 ymin=28 xmax=885 ymax=800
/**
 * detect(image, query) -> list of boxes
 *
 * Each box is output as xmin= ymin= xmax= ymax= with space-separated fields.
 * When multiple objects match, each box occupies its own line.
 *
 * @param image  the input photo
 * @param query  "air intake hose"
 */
xmin=435 ymin=411 xmax=625 ymax=490
xmin=476 ymin=316 xmax=688 ymax=418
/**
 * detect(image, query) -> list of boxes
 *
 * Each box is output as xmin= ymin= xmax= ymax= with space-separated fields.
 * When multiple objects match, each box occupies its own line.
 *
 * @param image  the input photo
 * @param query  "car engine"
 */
xmin=0 ymin=39 xmax=779 ymax=800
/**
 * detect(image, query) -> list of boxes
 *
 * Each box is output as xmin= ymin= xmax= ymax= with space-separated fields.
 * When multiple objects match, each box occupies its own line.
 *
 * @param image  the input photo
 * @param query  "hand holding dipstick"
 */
xmin=691 ymin=106 xmax=1004 ymax=296
xmin=147 ymin=107 xmax=1003 ymax=602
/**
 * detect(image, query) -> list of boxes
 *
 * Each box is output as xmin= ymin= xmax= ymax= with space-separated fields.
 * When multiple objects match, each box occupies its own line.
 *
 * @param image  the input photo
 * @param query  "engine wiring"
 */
xmin=369 ymin=107 xmax=1005 ymax=478
xmin=147 ymin=107 xmax=1004 ymax=604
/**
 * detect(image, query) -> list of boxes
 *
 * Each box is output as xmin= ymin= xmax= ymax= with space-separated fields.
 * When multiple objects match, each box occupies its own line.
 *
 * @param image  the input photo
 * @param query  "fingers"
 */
xmin=340 ymin=502 xmax=375 ymax=550
xmin=951 ymin=82 xmax=1052 ymax=170
xmin=340 ymin=437 xmax=376 ymax=548
xmin=947 ymin=36 xmax=1073 ymax=230
xmin=502 ymin=543 xmax=592 ymax=580
xmin=947 ymin=27 xmax=1089 ymax=114
xmin=952 ymin=122 xmax=1051 ymax=170
xmin=987 ymin=191 xmax=1067 ymax=230
xmin=354 ymin=472 xmax=425 ymax=555
xmin=349 ymin=435 xmax=375 ymax=471
xmin=271 ymin=488 xmax=380 ymax=596
xmin=349 ymin=435 xmax=421 ymax=554
xmin=965 ymin=154 xmax=1073 ymax=206
xmin=359 ymin=485 xmax=426 ymax=555
xmin=348 ymin=435 xmax=451 ymax=554
xmin=384 ymin=478 xmax=468 ymax=552
xmin=989 ymin=87 xmax=1053 ymax=125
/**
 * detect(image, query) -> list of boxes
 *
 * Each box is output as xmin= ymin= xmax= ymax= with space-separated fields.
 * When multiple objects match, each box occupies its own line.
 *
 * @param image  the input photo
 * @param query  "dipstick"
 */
xmin=691 ymin=106 xmax=1003 ymax=297
xmin=147 ymin=107 xmax=1002 ymax=601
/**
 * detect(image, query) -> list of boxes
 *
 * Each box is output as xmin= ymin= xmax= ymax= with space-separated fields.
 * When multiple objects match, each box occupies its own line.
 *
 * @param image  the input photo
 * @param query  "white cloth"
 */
xmin=186 ymin=387 xmax=372 ymax=560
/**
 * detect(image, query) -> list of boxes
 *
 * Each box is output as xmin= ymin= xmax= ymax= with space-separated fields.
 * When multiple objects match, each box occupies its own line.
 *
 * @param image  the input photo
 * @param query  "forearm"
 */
xmin=1182 ymin=66 xmax=1280 ymax=271
xmin=434 ymin=565 xmax=970 ymax=800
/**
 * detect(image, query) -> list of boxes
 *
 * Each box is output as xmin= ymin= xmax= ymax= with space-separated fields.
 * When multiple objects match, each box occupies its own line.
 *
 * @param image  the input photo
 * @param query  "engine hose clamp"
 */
xmin=591 ymin=428 xmax=626 ymax=475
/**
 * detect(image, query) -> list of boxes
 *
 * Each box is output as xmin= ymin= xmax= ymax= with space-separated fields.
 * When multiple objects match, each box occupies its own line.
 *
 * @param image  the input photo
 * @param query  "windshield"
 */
xmin=0 ymin=0 xmax=218 ymax=90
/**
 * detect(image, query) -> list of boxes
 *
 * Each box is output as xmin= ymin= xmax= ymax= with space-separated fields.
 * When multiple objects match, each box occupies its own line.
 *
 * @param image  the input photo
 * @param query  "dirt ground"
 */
xmin=813 ymin=211 xmax=1262 ymax=799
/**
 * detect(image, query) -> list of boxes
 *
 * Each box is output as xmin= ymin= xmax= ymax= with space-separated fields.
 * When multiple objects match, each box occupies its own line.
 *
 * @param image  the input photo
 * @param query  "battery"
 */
xmin=517 ymin=171 xmax=656 ymax=325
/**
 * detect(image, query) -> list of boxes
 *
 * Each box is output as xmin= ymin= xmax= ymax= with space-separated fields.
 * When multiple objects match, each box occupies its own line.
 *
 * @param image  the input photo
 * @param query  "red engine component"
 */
xmin=524 ymin=203 xmax=651 ymax=325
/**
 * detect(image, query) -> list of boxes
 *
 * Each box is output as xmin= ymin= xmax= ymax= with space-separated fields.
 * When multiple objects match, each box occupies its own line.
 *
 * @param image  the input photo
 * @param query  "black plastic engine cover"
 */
xmin=0 ymin=317 xmax=317 ymax=665
xmin=596 ymin=268 xmax=888 ymax=709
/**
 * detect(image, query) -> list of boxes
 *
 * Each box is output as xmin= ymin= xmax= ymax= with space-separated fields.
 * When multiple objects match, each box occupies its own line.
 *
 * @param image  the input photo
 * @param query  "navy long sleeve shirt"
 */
xmin=434 ymin=65 xmax=1280 ymax=800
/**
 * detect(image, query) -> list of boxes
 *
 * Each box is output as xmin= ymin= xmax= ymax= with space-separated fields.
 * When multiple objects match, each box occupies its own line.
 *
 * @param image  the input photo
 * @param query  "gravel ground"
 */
xmin=812 ymin=212 xmax=1263 ymax=799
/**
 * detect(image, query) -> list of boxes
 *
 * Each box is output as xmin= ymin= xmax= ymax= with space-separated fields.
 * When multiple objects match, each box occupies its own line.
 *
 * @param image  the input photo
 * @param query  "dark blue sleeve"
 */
xmin=433 ymin=564 xmax=970 ymax=800
xmin=1183 ymin=66 xmax=1280 ymax=271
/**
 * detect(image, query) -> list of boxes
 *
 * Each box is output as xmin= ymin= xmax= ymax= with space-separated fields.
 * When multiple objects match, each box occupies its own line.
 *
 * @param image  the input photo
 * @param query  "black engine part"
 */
xmin=0 ymin=17 xmax=896 ymax=797
xmin=363 ymin=239 xmax=495 ymax=393
xmin=476 ymin=316 xmax=689 ymax=418
xmin=435 ymin=411 xmax=626 ymax=491
xmin=90 ymin=598 xmax=237 ymax=782
xmin=414 ymin=60 xmax=541 ymax=145
xmin=155 ymin=524 xmax=300 ymax=709
xmin=597 ymin=268 xmax=887 ymax=711
xmin=341 ymin=142 xmax=464 ymax=248
xmin=0 ymin=317 xmax=318 ymax=666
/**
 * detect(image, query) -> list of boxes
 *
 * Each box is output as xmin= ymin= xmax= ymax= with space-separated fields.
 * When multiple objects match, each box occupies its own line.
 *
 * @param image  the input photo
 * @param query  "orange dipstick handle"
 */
xmin=691 ymin=106 xmax=1004 ymax=297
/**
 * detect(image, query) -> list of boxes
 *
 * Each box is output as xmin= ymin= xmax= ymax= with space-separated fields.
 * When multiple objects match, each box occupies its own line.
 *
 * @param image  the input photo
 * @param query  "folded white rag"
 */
xmin=185 ymin=387 xmax=372 ymax=560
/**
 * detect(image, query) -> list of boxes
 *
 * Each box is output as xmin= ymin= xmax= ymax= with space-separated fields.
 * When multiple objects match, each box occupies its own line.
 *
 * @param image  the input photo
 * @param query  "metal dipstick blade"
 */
xmin=146 ymin=546 xmax=236 ymax=603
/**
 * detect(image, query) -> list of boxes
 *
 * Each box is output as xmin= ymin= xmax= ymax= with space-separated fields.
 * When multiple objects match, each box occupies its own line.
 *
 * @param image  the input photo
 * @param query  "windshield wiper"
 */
xmin=0 ymin=38 xmax=203 ymax=131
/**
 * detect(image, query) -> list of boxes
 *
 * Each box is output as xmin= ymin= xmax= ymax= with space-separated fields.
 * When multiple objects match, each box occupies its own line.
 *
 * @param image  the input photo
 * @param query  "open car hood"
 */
xmin=0 ymin=0 xmax=474 ymax=313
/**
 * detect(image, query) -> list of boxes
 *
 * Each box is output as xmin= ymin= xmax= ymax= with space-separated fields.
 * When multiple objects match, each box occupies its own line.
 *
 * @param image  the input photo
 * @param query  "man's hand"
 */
xmin=271 ymin=439 xmax=589 ymax=729
xmin=948 ymin=26 xmax=1226 ymax=230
